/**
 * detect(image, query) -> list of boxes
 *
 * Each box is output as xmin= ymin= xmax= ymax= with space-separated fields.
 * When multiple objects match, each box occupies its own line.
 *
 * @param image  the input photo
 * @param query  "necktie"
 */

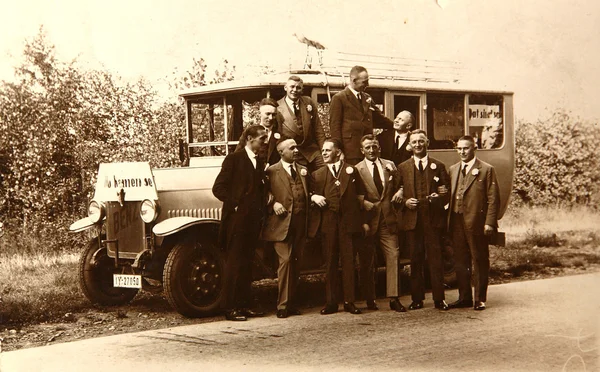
xmin=418 ymin=160 xmax=424 ymax=172
xmin=294 ymin=103 xmax=301 ymax=118
xmin=462 ymin=164 xmax=468 ymax=177
xmin=357 ymin=92 xmax=362 ymax=102
xmin=395 ymin=135 xmax=400 ymax=150
xmin=373 ymin=161 xmax=383 ymax=195
xmin=332 ymin=164 xmax=338 ymax=177
xmin=294 ymin=103 xmax=303 ymax=133
xmin=290 ymin=164 xmax=297 ymax=180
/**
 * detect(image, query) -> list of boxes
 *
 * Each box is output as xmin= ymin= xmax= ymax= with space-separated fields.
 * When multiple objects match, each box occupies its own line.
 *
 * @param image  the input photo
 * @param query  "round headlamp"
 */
xmin=88 ymin=200 xmax=106 ymax=224
xmin=140 ymin=199 xmax=159 ymax=223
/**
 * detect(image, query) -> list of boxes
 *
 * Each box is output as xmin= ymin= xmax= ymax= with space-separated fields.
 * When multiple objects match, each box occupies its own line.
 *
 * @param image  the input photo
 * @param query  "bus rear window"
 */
xmin=427 ymin=93 xmax=465 ymax=149
xmin=468 ymin=94 xmax=504 ymax=149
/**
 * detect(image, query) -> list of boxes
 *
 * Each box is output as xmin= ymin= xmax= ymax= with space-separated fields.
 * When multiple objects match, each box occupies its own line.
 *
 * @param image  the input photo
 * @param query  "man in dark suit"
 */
xmin=310 ymin=139 xmax=365 ymax=315
xmin=448 ymin=136 xmax=500 ymax=311
xmin=212 ymin=125 xmax=268 ymax=321
xmin=277 ymin=76 xmax=326 ymax=172
xmin=329 ymin=66 xmax=393 ymax=165
xmin=262 ymin=138 xmax=310 ymax=318
xmin=397 ymin=129 xmax=450 ymax=311
xmin=377 ymin=110 xmax=414 ymax=166
xmin=236 ymin=98 xmax=281 ymax=167
xmin=355 ymin=135 xmax=406 ymax=312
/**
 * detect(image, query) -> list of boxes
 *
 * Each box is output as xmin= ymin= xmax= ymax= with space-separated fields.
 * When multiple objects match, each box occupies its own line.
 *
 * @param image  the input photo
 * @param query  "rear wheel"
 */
xmin=163 ymin=237 xmax=224 ymax=317
xmin=79 ymin=238 xmax=139 ymax=306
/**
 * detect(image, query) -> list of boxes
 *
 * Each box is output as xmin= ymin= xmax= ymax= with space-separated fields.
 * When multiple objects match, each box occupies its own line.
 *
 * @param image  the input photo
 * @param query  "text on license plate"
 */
xmin=113 ymin=274 xmax=142 ymax=289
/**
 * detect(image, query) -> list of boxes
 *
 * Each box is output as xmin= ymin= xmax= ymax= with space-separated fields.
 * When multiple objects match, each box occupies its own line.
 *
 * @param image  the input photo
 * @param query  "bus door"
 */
xmin=385 ymin=92 xmax=425 ymax=130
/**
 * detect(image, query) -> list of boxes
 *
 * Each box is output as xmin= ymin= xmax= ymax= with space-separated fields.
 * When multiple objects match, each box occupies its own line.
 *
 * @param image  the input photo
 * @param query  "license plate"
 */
xmin=113 ymin=274 xmax=142 ymax=289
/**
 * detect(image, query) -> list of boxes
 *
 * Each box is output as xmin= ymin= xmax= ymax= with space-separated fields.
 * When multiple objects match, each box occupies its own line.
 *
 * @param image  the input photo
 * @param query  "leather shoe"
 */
xmin=241 ymin=308 xmax=265 ymax=317
xmin=434 ymin=300 xmax=450 ymax=311
xmin=366 ymin=300 xmax=379 ymax=310
xmin=225 ymin=310 xmax=247 ymax=321
xmin=343 ymin=302 xmax=362 ymax=314
xmin=408 ymin=301 xmax=424 ymax=310
xmin=276 ymin=309 xmax=288 ymax=318
xmin=320 ymin=304 xmax=338 ymax=315
xmin=474 ymin=301 xmax=486 ymax=311
xmin=288 ymin=308 xmax=301 ymax=316
xmin=448 ymin=299 xmax=474 ymax=309
xmin=389 ymin=298 xmax=407 ymax=312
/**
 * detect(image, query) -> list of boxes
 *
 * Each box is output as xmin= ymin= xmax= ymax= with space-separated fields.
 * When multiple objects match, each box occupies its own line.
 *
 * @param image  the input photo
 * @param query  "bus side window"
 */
xmin=426 ymin=93 xmax=465 ymax=149
xmin=468 ymin=94 xmax=504 ymax=149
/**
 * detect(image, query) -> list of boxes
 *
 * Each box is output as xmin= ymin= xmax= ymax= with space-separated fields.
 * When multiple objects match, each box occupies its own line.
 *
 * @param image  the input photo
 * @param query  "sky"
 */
xmin=1 ymin=0 xmax=599 ymax=122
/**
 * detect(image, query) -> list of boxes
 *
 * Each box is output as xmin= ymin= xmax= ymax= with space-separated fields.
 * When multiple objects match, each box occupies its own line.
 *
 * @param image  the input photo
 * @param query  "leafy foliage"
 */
xmin=513 ymin=110 xmax=600 ymax=208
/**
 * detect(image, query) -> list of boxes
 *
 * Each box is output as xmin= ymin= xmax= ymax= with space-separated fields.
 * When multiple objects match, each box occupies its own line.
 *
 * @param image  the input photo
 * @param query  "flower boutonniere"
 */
xmin=306 ymin=104 xmax=313 ymax=112
xmin=430 ymin=163 xmax=437 ymax=170
xmin=472 ymin=168 xmax=479 ymax=176
xmin=300 ymin=168 xmax=308 ymax=177
xmin=385 ymin=164 xmax=394 ymax=172
xmin=346 ymin=166 xmax=354 ymax=174
xmin=273 ymin=132 xmax=281 ymax=140
xmin=433 ymin=176 xmax=439 ymax=182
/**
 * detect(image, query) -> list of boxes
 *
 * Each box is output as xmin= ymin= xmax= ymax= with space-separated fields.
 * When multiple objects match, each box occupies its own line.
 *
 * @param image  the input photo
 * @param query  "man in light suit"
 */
xmin=397 ymin=129 xmax=450 ymax=311
xmin=262 ymin=138 xmax=310 ymax=318
xmin=310 ymin=139 xmax=365 ymax=315
xmin=277 ymin=76 xmax=326 ymax=172
xmin=448 ymin=135 xmax=500 ymax=311
xmin=377 ymin=110 xmax=414 ymax=167
xmin=329 ymin=66 xmax=393 ymax=165
xmin=236 ymin=98 xmax=281 ymax=167
xmin=212 ymin=125 xmax=268 ymax=321
xmin=355 ymin=134 xmax=406 ymax=312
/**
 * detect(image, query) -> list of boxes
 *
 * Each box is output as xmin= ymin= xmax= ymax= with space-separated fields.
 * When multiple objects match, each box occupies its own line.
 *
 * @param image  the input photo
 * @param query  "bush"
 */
xmin=513 ymin=110 xmax=600 ymax=208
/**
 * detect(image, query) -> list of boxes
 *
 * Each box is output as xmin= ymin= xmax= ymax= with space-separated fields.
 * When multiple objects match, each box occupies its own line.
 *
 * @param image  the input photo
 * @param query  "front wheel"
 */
xmin=163 ymin=237 xmax=224 ymax=317
xmin=79 ymin=238 xmax=139 ymax=306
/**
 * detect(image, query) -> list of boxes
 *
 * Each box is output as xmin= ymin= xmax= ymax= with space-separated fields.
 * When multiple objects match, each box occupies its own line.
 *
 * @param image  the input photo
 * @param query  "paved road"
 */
xmin=1 ymin=273 xmax=599 ymax=372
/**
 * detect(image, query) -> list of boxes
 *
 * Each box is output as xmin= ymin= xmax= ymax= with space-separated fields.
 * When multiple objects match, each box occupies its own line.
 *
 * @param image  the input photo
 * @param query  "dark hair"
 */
xmin=287 ymin=75 xmax=303 ymax=84
xmin=409 ymin=129 xmax=427 ymax=138
xmin=275 ymin=136 xmax=294 ymax=151
xmin=245 ymin=125 xmax=266 ymax=140
xmin=324 ymin=138 xmax=342 ymax=150
xmin=457 ymin=135 xmax=476 ymax=145
xmin=350 ymin=65 xmax=367 ymax=78
xmin=259 ymin=97 xmax=278 ymax=108
xmin=360 ymin=134 xmax=379 ymax=146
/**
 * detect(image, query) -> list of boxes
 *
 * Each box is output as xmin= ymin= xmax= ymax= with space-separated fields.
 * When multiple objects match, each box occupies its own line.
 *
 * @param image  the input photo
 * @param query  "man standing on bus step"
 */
xmin=355 ymin=134 xmax=407 ymax=312
xmin=329 ymin=65 xmax=394 ymax=165
xmin=448 ymin=136 xmax=500 ymax=311
xmin=377 ymin=110 xmax=414 ymax=166
xmin=236 ymin=98 xmax=281 ymax=167
xmin=262 ymin=138 xmax=310 ymax=318
xmin=277 ymin=76 xmax=326 ymax=172
xmin=212 ymin=125 xmax=268 ymax=321
xmin=397 ymin=129 xmax=450 ymax=311
xmin=310 ymin=139 xmax=365 ymax=315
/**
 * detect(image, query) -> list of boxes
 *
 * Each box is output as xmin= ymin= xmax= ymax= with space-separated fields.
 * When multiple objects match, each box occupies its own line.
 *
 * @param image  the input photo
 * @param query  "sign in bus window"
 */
xmin=427 ymin=93 xmax=465 ymax=149
xmin=468 ymin=95 xmax=503 ymax=149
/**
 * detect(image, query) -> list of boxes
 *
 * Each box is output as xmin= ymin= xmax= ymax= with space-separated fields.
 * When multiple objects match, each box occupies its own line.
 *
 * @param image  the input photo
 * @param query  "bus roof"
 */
xmin=179 ymin=69 xmax=513 ymax=98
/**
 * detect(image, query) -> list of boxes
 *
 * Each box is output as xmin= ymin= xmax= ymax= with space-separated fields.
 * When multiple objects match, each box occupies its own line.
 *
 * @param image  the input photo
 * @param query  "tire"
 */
xmin=163 ymin=237 xmax=224 ymax=317
xmin=79 ymin=238 xmax=139 ymax=306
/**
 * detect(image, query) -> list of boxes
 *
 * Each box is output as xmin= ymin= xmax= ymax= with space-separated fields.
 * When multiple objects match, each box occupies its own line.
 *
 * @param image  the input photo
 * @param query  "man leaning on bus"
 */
xmin=447 ymin=135 xmax=500 ymax=311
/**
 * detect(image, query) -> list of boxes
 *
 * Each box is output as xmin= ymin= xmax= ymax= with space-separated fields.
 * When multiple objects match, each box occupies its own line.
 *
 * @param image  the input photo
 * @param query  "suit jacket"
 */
xmin=377 ymin=130 xmax=412 ymax=166
xmin=448 ymin=158 xmax=500 ymax=235
xmin=212 ymin=149 xmax=266 ymax=247
xmin=277 ymin=96 xmax=326 ymax=163
xmin=235 ymin=128 xmax=280 ymax=168
xmin=262 ymin=161 xmax=310 ymax=242
xmin=309 ymin=162 xmax=364 ymax=236
xmin=355 ymin=158 xmax=401 ymax=236
xmin=329 ymin=87 xmax=393 ymax=160
xmin=397 ymin=157 xmax=450 ymax=231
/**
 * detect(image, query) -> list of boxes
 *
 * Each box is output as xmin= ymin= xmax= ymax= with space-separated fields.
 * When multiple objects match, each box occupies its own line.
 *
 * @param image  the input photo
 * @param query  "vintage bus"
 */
xmin=70 ymin=62 xmax=514 ymax=317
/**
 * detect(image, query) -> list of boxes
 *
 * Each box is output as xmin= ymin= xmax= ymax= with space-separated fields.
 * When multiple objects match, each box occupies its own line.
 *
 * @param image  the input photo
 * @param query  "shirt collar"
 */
xmin=413 ymin=155 xmax=429 ymax=168
xmin=285 ymin=96 xmax=298 ymax=110
xmin=395 ymin=131 xmax=408 ymax=140
xmin=281 ymin=159 xmax=294 ymax=169
xmin=462 ymin=157 xmax=477 ymax=173
xmin=244 ymin=146 xmax=257 ymax=160
xmin=347 ymin=86 xmax=360 ymax=99
xmin=327 ymin=160 xmax=341 ymax=172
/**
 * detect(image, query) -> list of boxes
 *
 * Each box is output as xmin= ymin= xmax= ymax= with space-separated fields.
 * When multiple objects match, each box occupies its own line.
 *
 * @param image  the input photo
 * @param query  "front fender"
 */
xmin=153 ymin=217 xmax=220 ymax=237
xmin=69 ymin=217 xmax=97 ymax=233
